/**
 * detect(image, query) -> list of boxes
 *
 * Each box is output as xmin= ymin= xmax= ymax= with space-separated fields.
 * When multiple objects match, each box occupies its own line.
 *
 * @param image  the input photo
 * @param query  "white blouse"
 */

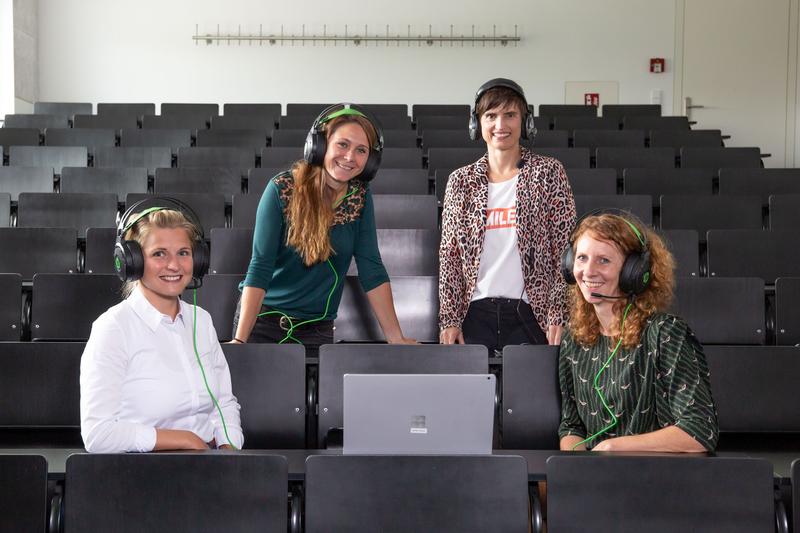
xmin=80 ymin=287 xmax=244 ymax=453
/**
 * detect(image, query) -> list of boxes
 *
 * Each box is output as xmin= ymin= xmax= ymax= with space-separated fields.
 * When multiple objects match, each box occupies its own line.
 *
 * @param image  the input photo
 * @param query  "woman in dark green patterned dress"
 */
xmin=558 ymin=213 xmax=718 ymax=452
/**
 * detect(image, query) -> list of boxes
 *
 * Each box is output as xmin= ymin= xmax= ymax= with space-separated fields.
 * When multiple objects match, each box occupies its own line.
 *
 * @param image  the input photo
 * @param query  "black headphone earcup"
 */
xmin=619 ymin=250 xmax=651 ymax=295
xmin=193 ymin=240 xmax=210 ymax=280
xmin=468 ymin=112 xmax=480 ymax=141
xmin=303 ymin=130 xmax=327 ymax=166
xmin=358 ymin=149 xmax=382 ymax=181
xmin=560 ymin=246 xmax=577 ymax=285
xmin=114 ymin=240 xmax=144 ymax=283
xmin=523 ymin=113 xmax=536 ymax=141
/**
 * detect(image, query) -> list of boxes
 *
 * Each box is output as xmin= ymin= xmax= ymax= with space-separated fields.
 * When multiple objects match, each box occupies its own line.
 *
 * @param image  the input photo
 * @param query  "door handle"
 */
xmin=682 ymin=97 xmax=705 ymax=117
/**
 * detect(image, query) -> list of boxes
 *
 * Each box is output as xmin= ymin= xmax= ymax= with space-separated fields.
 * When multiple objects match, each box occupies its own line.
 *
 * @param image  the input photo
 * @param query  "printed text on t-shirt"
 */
xmin=485 ymin=206 xmax=517 ymax=230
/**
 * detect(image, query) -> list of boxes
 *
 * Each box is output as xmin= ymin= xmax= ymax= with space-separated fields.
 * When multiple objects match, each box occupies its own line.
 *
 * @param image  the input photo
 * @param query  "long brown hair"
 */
xmin=568 ymin=214 xmax=675 ymax=348
xmin=286 ymin=114 xmax=378 ymax=266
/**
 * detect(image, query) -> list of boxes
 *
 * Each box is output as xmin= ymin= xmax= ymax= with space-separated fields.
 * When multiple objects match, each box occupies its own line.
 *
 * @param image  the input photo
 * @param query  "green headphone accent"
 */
xmin=120 ymin=206 xmax=169 ymax=236
xmin=621 ymin=217 xmax=646 ymax=248
xmin=320 ymin=107 xmax=368 ymax=124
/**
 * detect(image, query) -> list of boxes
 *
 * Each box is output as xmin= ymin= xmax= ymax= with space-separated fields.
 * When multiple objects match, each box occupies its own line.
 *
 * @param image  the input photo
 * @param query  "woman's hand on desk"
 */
xmin=439 ymin=327 xmax=465 ymax=345
xmin=154 ymin=429 xmax=209 ymax=451
xmin=387 ymin=335 xmax=418 ymax=345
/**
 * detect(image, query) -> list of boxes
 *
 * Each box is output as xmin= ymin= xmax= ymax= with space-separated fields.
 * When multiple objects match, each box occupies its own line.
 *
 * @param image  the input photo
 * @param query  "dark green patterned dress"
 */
xmin=558 ymin=313 xmax=719 ymax=450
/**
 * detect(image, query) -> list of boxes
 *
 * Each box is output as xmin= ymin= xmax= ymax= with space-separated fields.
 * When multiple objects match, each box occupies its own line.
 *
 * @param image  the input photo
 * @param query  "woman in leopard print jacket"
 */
xmin=439 ymin=79 xmax=576 ymax=352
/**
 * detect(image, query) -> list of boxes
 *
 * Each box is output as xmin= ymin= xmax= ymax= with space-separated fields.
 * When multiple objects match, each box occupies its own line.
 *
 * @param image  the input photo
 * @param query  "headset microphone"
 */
xmin=590 ymin=292 xmax=628 ymax=299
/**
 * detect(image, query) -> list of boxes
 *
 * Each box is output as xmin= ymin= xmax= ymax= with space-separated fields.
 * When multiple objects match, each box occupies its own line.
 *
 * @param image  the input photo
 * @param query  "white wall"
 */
xmin=0 ymin=0 xmax=15 ymax=118
xmin=12 ymin=0 xmax=37 ymax=111
xmin=37 ymin=0 xmax=676 ymax=112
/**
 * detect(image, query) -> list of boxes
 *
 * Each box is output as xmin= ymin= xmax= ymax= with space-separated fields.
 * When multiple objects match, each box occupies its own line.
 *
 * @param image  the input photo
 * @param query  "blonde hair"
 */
xmin=121 ymin=209 xmax=201 ymax=298
xmin=286 ymin=113 xmax=378 ymax=266
xmin=568 ymin=214 xmax=675 ymax=349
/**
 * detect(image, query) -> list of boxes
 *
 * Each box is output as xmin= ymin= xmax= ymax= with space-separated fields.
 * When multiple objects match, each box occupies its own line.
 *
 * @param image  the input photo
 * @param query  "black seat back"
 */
xmin=574 ymin=194 xmax=652 ymax=225
xmin=347 ymin=228 xmax=439 ymax=276
xmin=566 ymin=168 xmax=617 ymax=195
xmin=0 ymin=227 xmax=77 ymax=279
xmin=775 ymin=277 xmax=800 ymax=345
xmin=0 ymin=273 xmax=22 ymax=340
xmin=502 ymin=345 xmax=560 ymax=449
xmin=154 ymin=167 xmax=244 ymax=197
xmin=334 ymin=275 xmax=438 ymax=343
xmin=222 ymin=343 xmax=306 ymax=448
xmin=305 ymin=455 xmax=529 ymax=533
xmin=17 ymin=192 xmax=118 ymax=238
xmin=534 ymin=147 xmax=591 ymax=169
xmin=0 ymin=455 xmax=48 ymax=533
xmin=370 ymin=169 xmax=429 ymax=195
xmin=706 ymin=345 xmax=800 ymax=433
xmin=707 ymin=230 xmax=799 ymax=283
xmin=372 ymin=194 xmax=438 ymax=229
xmin=0 ymin=166 xmax=55 ymax=201
xmin=94 ymin=146 xmax=171 ymax=175
xmin=671 ymin=277 xmax=765 ymax=344
xmin=660 ymin=195 xmax=763 ymax=236
xmin=9 ymin=146 xmax=87 ymax=174
xmin=31 ymin=274 xmax=123 ymax=341
xmin=0 ymin=342 xmax=83 ymax=429
xmin=596 ymin=147 xmax=675 ymax=178
xmin=65 ymin=453 xmax=288 ymax=533
xmin=60 ymin=167 xmax=148 ymax=202
xmin=547 ymin=455 xmax=774 ymax=533
xmin=623 ymin=168 xmax=712 ymax=207
xmin=680 ymin=147 xmax=761 ymax=169
xmin=209 ymin=227 xmax=253 ymax=274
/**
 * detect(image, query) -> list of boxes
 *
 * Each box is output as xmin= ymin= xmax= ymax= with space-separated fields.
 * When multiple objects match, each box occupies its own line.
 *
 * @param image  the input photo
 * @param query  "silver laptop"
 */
xmin=343 ymin=374 xmax=496 ymax=455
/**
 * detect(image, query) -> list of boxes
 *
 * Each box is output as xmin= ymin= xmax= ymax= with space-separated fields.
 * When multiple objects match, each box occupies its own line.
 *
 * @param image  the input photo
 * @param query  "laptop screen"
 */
xmin=343 ymin=374 xmax=496 ymax=455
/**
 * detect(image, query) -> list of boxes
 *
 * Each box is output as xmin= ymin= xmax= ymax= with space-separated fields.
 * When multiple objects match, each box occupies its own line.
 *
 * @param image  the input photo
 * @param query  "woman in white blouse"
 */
xmin=80 ymin=202 xmax=243 ymax=453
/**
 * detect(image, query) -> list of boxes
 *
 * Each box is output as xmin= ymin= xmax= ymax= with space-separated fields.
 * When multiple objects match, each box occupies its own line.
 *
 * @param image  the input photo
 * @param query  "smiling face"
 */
xmin=138 ymin=227 xmax=194 ymax=316
xmin=322 ymin=121 xmax=370 ymax=192
xmin=573 ymin=232 xmax=626 ymax=305
xmin=480 ymin=102 xmax=523 ymax=151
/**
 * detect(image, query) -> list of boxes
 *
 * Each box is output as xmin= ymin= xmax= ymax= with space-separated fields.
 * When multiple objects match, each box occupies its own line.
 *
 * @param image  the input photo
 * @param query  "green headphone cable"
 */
xmin=254 ymin=184 xmax=353 ymax=344
xmin=256 ymin=258 xmax=339 ymax=345
xmin=572 ymin=301 xmax=633 ymax=450
xmin=192 ymin=289 xmax=238 ymax=450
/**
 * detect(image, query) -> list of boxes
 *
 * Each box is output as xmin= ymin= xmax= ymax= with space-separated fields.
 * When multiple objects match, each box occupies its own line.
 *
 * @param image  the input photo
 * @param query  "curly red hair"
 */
xmin=568 ymin=213 xmax=675 ymax=349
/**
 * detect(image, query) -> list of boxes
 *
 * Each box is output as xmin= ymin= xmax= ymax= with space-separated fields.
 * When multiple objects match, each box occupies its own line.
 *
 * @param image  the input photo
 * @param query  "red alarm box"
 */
xmin=650 ymin=58 xmax=665 ymax=73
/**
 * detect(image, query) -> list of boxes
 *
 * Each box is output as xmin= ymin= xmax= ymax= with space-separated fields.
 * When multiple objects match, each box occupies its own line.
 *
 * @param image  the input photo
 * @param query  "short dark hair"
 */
xmin=476 ymin=86 xmax=527 ymax=118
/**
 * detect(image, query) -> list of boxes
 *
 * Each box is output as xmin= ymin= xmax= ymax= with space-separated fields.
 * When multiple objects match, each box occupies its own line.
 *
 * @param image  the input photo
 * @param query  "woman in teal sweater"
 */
xmin=231 ymin=104 xmax=415 ymax=354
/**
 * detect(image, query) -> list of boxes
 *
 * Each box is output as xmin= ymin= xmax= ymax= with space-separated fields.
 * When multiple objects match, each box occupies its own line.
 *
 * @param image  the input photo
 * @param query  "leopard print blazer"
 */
xmin=438 ymin=147 xmax=576 ymax=333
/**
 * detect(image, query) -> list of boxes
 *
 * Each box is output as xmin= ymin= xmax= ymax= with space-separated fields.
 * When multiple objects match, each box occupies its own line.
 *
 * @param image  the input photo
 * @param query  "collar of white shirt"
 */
xmin=128 ymin=286 xmax=187 ymax=332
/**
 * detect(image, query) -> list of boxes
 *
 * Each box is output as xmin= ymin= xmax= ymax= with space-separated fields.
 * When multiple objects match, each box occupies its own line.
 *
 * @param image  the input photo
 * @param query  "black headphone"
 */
xmin=561 ymin=210 xmax=652 ymax=296
xmin=469 ymin=78 xmax=536 ymax=142
xmin=303 ymin=103 xmax=384 ymax=181
xmin=114 ymin=197 xmax=210 ymax=289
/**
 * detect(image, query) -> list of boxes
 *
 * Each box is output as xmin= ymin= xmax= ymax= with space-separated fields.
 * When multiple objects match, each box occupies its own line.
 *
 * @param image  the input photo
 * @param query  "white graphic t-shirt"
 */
xmin=471 ymin=174 xmax=528 ymax=302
